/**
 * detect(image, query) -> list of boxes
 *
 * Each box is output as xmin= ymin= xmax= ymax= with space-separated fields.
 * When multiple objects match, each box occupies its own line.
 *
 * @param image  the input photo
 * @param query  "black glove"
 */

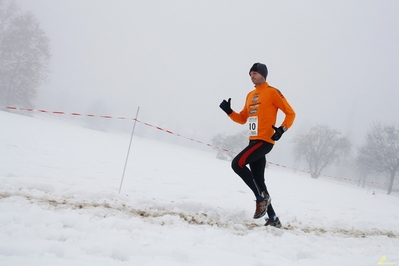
xmin=219 ymin=98 xmax=233 ymax=115
xmin=271 ymin=126 xmax=286 ymax=141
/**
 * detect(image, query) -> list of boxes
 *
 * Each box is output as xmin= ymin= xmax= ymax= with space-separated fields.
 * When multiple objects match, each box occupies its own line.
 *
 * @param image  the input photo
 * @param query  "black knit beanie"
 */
xmin=249 ymin=63 xmax=268 ymax=79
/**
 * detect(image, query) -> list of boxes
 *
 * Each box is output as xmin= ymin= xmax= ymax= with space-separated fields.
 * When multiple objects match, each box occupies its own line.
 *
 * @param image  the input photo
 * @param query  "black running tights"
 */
xmin=231 ymin=140 xmax=276 ymax=217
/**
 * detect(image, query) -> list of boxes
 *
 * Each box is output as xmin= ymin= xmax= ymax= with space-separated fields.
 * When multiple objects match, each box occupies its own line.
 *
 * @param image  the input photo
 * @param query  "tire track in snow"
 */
xmin=1 ymin=190 xmax=396 ymax=239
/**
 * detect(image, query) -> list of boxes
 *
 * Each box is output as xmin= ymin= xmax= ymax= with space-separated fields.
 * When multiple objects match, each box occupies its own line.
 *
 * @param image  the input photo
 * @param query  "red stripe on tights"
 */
xmin=238 ymin=142 xmax=263 ymax=168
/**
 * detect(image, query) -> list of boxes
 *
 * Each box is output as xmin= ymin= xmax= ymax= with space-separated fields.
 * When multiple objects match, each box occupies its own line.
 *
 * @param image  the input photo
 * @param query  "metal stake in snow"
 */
xmin=119 ymin=106 xmax=140 ymax=194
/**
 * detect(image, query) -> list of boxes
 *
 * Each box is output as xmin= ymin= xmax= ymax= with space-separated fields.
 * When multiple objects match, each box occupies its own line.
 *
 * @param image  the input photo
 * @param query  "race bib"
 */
xmin=248 ymin=116 xmax=258 ymax=136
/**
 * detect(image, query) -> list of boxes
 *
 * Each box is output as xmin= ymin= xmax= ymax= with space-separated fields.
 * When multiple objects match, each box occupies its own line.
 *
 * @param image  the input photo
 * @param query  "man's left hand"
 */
xmin=271 ymin=126 xmax=285 ymax=141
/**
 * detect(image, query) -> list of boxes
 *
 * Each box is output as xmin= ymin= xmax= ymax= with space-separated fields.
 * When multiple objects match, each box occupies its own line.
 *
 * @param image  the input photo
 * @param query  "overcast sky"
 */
xmin=16 ymin=0 xmax=399 ymax=160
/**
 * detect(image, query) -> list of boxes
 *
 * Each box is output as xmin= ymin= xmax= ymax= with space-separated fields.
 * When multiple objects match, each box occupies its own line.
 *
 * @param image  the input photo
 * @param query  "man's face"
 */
xmin=250 ymin=71 xmax=266 ymax=85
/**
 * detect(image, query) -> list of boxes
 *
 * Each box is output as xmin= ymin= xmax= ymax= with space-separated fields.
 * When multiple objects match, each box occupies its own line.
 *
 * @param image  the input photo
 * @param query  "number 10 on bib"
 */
xmin=248 ymin=116 xmax=258 ymax=136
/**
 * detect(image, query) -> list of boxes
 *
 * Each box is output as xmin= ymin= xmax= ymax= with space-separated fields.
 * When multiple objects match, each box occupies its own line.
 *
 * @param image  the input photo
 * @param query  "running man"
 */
xmin=219 ymin=62 xmax=296 ymax=228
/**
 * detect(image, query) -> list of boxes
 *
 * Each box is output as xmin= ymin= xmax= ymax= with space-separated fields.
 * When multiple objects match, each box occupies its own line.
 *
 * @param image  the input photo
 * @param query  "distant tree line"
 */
xmin=212 ymin=123 xmax=399 ymax=195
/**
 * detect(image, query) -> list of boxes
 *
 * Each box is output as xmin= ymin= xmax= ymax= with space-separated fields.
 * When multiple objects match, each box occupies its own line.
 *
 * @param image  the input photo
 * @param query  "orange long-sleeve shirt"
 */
xmin=228 ymin=82 xmax=296 ymax=144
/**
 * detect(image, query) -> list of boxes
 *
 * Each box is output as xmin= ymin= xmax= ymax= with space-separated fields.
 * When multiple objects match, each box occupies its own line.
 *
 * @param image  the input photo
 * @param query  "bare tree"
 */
xmin=0 ymin=0 xmax=51 ymax=107
xmin=354 ymin=146 xmax=377 ymax=188
xmin=357 ymin=122 xmax=399 ymax=195
xmin=293 ymin=124 xmax=352 ymax=178
xmin=212 ymin=130 xmax=248 ymax=160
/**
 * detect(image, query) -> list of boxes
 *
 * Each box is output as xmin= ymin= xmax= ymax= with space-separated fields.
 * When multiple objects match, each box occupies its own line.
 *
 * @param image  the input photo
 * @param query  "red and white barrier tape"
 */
xmin=3 ymin=106 xmax=390 ymax=187
xmin=4 ymin=106 xmax=231 ymax=154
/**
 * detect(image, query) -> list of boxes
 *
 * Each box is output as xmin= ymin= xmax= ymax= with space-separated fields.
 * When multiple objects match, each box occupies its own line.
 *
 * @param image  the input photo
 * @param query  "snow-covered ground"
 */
xmin=1 ymin=111 xmax=398 ymax=266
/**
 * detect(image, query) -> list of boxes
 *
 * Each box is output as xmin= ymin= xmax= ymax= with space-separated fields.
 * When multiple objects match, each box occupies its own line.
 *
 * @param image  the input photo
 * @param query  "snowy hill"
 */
xmin=1 ymin=111 xmax=398 ymax=266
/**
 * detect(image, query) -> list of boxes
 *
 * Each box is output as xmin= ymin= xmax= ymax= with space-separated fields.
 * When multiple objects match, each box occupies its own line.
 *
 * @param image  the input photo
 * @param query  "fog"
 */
xmin=16 ymin=0 xmax=399 ymax=165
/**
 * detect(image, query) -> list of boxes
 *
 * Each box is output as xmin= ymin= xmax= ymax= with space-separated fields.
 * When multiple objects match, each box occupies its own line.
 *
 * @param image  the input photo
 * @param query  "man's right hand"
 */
xmin=219 ymin=98 xmax=233 ymax=115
